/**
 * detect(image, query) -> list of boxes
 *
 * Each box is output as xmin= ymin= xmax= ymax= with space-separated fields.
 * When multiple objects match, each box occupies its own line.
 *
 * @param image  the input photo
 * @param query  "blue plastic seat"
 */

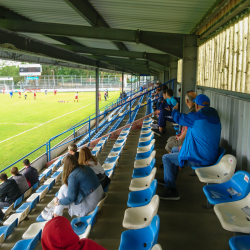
xmin=203 ymin=171 xmax=250 ymax=205
xmin=13 ymin=195 xmax=24 ymax=209
xmin=191 ymin=147 xmax=226 ymax=171
xmin=45 ymin=169 xmax=52 ymax=179
xmin=140 ymin=132 xmax=152 ymax=138
xmin=0 ymin=218 xmax=18 ymax=240
xmin=36 ymin=214 xmax=45 ymax=222
xmin=132 ymin=159 xmax=156 ymax=178
xmin=71 ymin=206 xmax=98 ymax=236
xmin=36 ymin=179 xmax=55 ymax=193
xmin=174 ymin=125 xmax=179 ymax=130
xmin=229 ymin=235 xmax=250 ymax=250
xmin=118 ymin=215 xmax=160 ymax=250
xmin=38 ymin=174 xmax=45 ymax=181
xmin=116 ymin=139 xmax=126 ymax=144
xmin=111 ymin=146 xmax=123 ymax=153
xmin=16 ymin=196 xmax=39 ymax=213
xmin=51 ymin=171 xmax=61 ymax=178
xmin=11 ymin=230 xmax=42 ymax=250
xmin=105 ymin=156 xmax=118 ymax=164
xmin=135 ymin=145 xmax=154 ymax=160
xmin=138 ymin=139 xmax=153 ymax=147
xmin=127 ymin=180 xmax=157 ymax=208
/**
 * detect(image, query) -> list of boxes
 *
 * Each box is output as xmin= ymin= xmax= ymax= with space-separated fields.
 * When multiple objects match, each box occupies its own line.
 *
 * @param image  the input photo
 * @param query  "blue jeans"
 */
xmin=162 ymin=147 xmax=200 ymax=188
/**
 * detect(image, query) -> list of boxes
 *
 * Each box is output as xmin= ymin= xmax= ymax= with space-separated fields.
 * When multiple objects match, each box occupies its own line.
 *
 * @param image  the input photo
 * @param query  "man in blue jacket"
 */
xmin=158 ymin=94 xmax=221 ymax=200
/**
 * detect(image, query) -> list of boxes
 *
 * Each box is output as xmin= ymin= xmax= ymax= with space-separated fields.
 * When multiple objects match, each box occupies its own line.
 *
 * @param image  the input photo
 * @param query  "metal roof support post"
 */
xmin=169 ymin=57 xmax=178 ymax=95
xmin=122 ymin=72 xmax=124 ymax=100
xmin=164 ymin=70 xmax=169 ymax=83
xmin=131 ymin=74 xmax=133 ymax=95
xmin=181 ymin=35 xmax=198 ymax=114
xmin=95 ymin=67 xmax=99 ymax=131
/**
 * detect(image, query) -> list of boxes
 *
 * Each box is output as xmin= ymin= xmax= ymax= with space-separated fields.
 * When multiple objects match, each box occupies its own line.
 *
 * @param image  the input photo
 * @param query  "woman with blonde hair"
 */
xmin=79 ymin=147 xmax=110 ymax=190
xmin=41 ymin=154 xmax=103 ymax=221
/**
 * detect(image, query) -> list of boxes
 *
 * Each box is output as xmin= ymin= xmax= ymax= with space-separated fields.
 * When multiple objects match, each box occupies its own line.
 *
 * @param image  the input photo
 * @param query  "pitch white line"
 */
xmin=0 ymin=102 xmax=95 ymax=144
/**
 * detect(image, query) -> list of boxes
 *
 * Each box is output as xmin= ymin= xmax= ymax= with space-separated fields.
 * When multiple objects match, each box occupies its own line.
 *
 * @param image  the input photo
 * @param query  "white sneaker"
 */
xmin=41 ymin=210 xmax=53 ymax=221
xmin=44 ymin=207 xmax=55 ymax=213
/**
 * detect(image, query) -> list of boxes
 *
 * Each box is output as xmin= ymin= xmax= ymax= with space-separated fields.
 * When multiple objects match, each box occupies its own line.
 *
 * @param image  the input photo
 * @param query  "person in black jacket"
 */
xmin=68 ymin=144 xmax=79 ymax=160
xmin=0 ymin=173 xmax=22 ymax=208
xmin=23 ymin=159 xmax=39 ymax=187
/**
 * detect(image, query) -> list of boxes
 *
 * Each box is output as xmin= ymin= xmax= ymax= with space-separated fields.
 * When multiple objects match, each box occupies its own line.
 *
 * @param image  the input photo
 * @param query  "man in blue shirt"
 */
xmin=158 ymin=94 xmax=221 ymax=200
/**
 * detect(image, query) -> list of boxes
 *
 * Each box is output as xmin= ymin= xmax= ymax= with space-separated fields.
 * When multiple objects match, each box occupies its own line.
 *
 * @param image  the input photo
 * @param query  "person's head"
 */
xmin=193 ymin=94 xmax=210 ymax=112
xmin=0 ymin=173 xmax=8 ymax=182
xmin=62 ymin=154 xmax=79 ymax=185
xmin=163 ymin=85 xmax=168 ymax=91
xmin=156 ymin=88 xmax=161 ymax=93
xmin=185 ymin=91 xmax=197 ymax=109
xmin=23 ymin=159 xmax=30 ymax=167
xmin=79 ymin=147 xmax=97 ymax=165
xmin=165 ymin=89 xmax=174 ymax=99
xmin=178 ymin=88 xmax=181 ymax=97
xmin=11 ymin=167 xmax=19 ymax=176
xmin=68 ymin=144 xmax=77 ymax=155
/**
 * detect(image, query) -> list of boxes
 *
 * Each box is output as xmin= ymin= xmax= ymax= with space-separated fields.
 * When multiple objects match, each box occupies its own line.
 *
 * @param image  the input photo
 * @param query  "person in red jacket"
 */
xmin=42 ymin=216 xmax=106 ymax=250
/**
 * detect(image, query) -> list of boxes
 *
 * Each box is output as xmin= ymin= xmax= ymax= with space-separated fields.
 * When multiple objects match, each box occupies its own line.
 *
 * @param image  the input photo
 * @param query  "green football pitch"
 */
xmin=0 ymin=91 xmax=120 ymax=173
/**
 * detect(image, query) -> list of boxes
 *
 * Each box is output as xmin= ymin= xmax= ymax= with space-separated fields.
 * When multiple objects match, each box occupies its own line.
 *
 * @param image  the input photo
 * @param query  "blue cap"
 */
xmin=193 ymin=94 xmax=210 ymax=106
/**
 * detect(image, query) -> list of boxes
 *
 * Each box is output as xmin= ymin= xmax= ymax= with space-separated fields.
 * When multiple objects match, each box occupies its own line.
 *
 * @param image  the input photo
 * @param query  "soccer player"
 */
xmin=24 ymin=90 xmax=27 ymax=100
xmin=9 ymin=91 xmax=13 ymax=98
xmin=2 ymin=88 xmax=5 ymax=94
xmin=74 ymin=92 xmax=78 ymax=102
xmin=18 ymin=90 xmax=21 ymax=98
xmin=54 ymin=89 xmax=57 ymax=95
xmin=33 ymin=91 xmax=36 ymax=100
xmin=45 ymin=90 xmax=47 ymax=95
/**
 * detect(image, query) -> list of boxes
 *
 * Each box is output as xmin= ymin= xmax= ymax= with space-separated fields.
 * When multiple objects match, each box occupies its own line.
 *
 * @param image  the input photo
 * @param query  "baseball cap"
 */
xmin=193 ymin=94 xmax=210 ymax=106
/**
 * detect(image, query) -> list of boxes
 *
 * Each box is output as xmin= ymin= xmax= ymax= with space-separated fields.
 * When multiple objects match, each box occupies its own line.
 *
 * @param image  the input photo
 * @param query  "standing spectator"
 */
xmin=33 ymin=91 xmax=36 ymax=100
xmin=0 ymin=173 xmax=21 ymax=208
xmin=74 ymin=92 xmax=78 ymax=102
xmin=11 ymin=167 xmax=29 ymax=194
xmin=68 ymin=143 xmax=79 ymax=160
xmin=23 ymin=159 xmax=39 ymax=187
xmin=41 ymin=216 xmax=106 ymax=250
xmin=24 ymin=90 xmax=27 ymax=100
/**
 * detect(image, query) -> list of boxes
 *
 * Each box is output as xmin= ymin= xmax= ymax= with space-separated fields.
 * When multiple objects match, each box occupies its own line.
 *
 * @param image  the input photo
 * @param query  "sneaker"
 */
xmin=41 ymin=210 xmax=53 ymax=221
xmin=158 ymin=188 xmax=180 ymax=201
xmin=150 ymin=124 xmax=159 ymax=130
xmin=151 ymin=129 xmax=162 ymax=136
xmin=152 ymin=116 xmax=158 ymax=121
xmin=157 ymin=179 xmax=165 ymax=186
xmin=44 ymin=206 xmax=55 ymax=213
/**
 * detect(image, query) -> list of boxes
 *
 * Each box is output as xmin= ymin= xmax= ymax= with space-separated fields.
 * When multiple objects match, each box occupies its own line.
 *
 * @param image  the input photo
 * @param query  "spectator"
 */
xmin=178 ymin=88 xmax=181 ymax=97
xmin=0 ymin=173 xmax=21 ymax=208
xmin=41 ymin=155 xmax=103 ymax=221
xmin=165 ymin=91 xmax=197 ymax=152
xmin=158 ymin=94 xmax=221 ymax=200
xmin=106 ymin=88 xmax=108 ymax=97
xmin=104 ymin=91 xmax=107 ymax=101
xmin=68 ymin=144 xmax=79 ymax=160
xmin=11 ymin=167 xmax=29 ymax=194
xmin=79 ymin=147 xmax=111 ymax=190
xmin=23 ymin=159 xmax=39 ymax=187
xmin=42 ymin=216 xmax=106 ymax=250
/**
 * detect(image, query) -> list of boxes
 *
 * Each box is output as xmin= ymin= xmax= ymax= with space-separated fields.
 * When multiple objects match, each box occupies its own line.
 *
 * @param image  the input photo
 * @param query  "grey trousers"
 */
xmin=165 ymin=136 xmax=184 ymax=152
xmin=0 ymin=201 xmax=12 ymax=209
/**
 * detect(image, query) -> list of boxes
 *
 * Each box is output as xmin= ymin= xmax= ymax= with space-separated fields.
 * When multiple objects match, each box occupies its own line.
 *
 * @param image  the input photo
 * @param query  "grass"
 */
xmin=0 ymin=91 xmax=120 ymax=174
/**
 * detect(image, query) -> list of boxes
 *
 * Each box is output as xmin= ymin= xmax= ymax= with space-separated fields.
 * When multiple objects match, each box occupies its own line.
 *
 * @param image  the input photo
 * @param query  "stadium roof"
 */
xmin=0 ymin=0 xmax=248 ymax=75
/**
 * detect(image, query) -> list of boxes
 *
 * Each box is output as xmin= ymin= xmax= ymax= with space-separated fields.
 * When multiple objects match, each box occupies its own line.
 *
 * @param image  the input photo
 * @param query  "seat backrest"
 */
xmin=45 ymin=169 xmax=52 ymax=179
xmin=214 ymin=147 xmax=226 ymax=165
xmin=149 ymin=158 xmax=156 ymax=170
xmin=97 ymin=192 xmax=108 ymax=212
xmin=150 ymin=151 xmax=156 ymax=160
xmin=5 ymin=218 xmax=18 ymax=238
xmin=14 ymin=195 xmax=24 ymax=209
xmin=39 ymin=187 xmax=49 ymax=201
xmin=55 ymin=172 xmax=62 ymax=183
xmin=32 ymin=181 xmax=39 ymax=190
xmin=231 ymin=171 xmax=250 ymax=195
xmin=24 ymin=187 xmax=33 ymax=200
xmin=149 ymin=168 xmax=157 ymax=184
xmin=150 ymin=215 xmax=160 ymax=246
xmin=149 ymin=180 xmax=157 ymax=197
xmin=151 ymin=244 xmax=162 ymax=250
xmin=148 ymin=195 xmax=160 ymax=216
xmin=27 ymin=229 xmax=42 ymax=250
xmin=30 ymin=196 xmax=40 ymax=210
xmin=217 ymin=155 xmax=237 ymax=172
xmin=4 ymin=203 xmax=14 ymax=217
xmin=19 ymin=206 xmax=30 ymax=224
xmin=48 ymin=179 xmax=56 ymax=191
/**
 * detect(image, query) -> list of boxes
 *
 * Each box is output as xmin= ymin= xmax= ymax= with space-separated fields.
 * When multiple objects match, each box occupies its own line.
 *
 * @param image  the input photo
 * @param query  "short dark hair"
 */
xmin=23 ymin=159 xmax=30 ymax=166
xmin=0 ymin=173 xmax=8 ymax=181
xmin=11 ymin=167 xmax=19 ymax=175
xmin=163 ymin=85 xmax=168 ymax=90
xmin=178 ymin=88 xmax=181 ymax=92
xmin=166 ymin=89 xmax=174 ymax=97
xmin=162 ymin=89 xmax=167 ymax=94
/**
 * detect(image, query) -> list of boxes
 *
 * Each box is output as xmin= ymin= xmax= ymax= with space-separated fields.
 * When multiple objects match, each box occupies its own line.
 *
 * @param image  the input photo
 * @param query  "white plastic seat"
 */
xmin=142 ymin=124 xmax=151 ymax=128
xmin=23 ymin=187 xmax=33 ymax=199
xmin=195 ymin=155 xmax=237 ymax=184
xmin=140 ymin=129 xmax=152 ymax=134
xmin=3 ymin=206 xmax=30 ymax=226
xmin=134 ymin=151 xmax=156 ymax=169
xmin=42 ymin=168 xmax=51 ymax=175
xmin=108 ymin=152 xmax=120 ymax=158
xmin=55 ymin=172 xmax=62 ymax=183
xmin=152 ymin=244 xmax=162 ymax=250
xmin=0 ymin=234 xmax=4 ymax=245
xmin=92 ymin=147 xmax=101 ymax=153
xmin=113 ymin=143 xmax=124 ymax=148
xmin=2 ymin=203 xmax=14 ymax=216
xmin=129 ymin=168 xmax=156 ymax=191
xmin=47 ymin=198 xmax=56 ymax=208
xmin=44 ymin=178 xmax=55 ymax=185
xmin=123 ymin=195 xmax=159 ymax=229
xmin=139 ymin=134 xmax=154 ymax=142
xmin=117 ymin=135 xmax=127 ymax=140
xmin=108 ymin=170 xmax=113 ymax=179
xmin=22 ymin=221 xmax=47 ymax=239
xmin=27 ymin=187 xmax=48 ymax=202
xmin=38 ymin=174 xmax=46 ymax=184
xmin=102 ymin=163 xmax=116 ymax=171
xmin=137 ymin=140 xmax=155 ymax=153
xmin=80 ymin=225 xmax=91 ymax=239
xmin=57 ymin=166 xmax=63 ymax=172
xmin=214 ymin=193 xmax=250 ymax=233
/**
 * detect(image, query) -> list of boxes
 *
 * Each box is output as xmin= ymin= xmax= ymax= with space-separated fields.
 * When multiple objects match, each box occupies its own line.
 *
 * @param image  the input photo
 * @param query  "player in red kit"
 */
xmin=18 ymin=90 xmax=21 ymax=98
xmin=33 ymin=92 xmax=36 ymax=100
xmin=54 ymin=89 xmax=57 ymax=95
xmin=74 ymin=92 xmax=78 ymax=102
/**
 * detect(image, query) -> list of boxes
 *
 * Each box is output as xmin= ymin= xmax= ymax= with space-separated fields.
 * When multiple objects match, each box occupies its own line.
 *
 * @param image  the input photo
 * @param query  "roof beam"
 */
xmin=0 ymin=20 xmax=184 ymax=58
xmin=57 ymin=45 xmax=170 ymax=67
xmin=0 ymin=27 xmax=135 ymax=73
xmin=63 ymin=0 xmax=128 ymax=51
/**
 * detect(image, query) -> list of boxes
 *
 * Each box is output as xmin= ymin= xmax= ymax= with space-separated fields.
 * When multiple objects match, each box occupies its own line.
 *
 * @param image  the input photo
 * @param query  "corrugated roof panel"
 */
xmin=69 ymin=37 xmax=119 ymax=50
xmin=19 ymin=33 xmax=65 ymax=45
xmin=0 ymin=0 xmax=90 ymax=26
xmin=89 ymin=0 xmax=216 ymax=34
xmin=123 ymin=42 xmax=166 ymax=54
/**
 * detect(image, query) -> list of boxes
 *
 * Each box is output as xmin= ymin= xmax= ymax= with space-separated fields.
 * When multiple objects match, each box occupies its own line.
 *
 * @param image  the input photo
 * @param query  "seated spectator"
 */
xmin=11 ymin=167 xmax=29 ymax=194
xmin=23 ymin=159 xmax=39 ymax=187
xmin=0 ymin=173 xmax=21 ymax=208
xmin=79 ymin=147 xmax=111 ymax=190
xmin=165 ymin=91 xmax=197 ymax=152
xmin=41 ymin=155 xmax=103 ymax=221
xmin=68 ymin=143 xmax=79 ymax=160
xmin=42 ymin=216 xmax=106 ymax=250
xmin=158 ymin=94 xmax=221 ymax=200
xmin=152 ymin=87 xmax=162 ymax=112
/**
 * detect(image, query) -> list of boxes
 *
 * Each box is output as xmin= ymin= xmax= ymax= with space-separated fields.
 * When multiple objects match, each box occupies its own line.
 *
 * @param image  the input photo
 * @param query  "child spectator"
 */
xmin=23 ymin=159 xmax=39 ymax=187
xmin=0 ymin=173 xmax=21 ymax=208
xmin=11 ymin=167 xmax=29 ymax=194
xmin=68 ymin=144 xmax=79 ymax=160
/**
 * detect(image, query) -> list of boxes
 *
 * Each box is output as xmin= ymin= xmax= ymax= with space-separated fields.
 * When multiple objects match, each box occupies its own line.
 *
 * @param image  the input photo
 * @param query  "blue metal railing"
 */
xmin=1 ymin=79 xmax=174 ymax=173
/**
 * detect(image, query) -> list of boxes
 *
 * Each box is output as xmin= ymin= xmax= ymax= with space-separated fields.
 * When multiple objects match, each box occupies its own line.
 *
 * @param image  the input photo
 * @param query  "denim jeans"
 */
xmin=162 ymin=147 xmax=200 ymax=188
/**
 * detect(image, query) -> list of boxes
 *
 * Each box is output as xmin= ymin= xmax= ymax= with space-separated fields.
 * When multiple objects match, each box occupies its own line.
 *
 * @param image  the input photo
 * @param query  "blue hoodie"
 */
xmin=172 ymin=107 xmax=221 ymax=167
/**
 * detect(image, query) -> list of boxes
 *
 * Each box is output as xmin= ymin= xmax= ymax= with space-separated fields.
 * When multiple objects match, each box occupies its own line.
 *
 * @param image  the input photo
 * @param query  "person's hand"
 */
xmin=178 ymin=145 xmax=182 ymax=151
xmin=165 ymin=107 xmax=171 ymax=111
xmin=173 ymin=103 xmax=179 ymax=110
xmin=54 ymin=197 xmax=59 ymax=206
